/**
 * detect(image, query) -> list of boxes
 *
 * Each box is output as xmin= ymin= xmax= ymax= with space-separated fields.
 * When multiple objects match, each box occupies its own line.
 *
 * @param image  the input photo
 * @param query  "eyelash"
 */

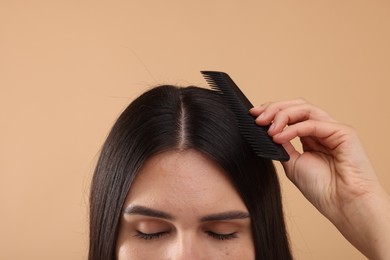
xmin=135 ymin=231 xmax=168 ymax=240
xmin=134 ymin=231 xmax=238 ymax=241
xmin=206 ymin=231 xmax=238 ymax=240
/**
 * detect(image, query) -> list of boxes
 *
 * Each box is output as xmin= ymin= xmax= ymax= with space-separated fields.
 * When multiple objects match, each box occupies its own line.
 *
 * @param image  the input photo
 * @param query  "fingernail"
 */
xmin=258 ymin=113 xmax=265 ymax=120
xmin=269 ymin=122 xmax=277 ymax=132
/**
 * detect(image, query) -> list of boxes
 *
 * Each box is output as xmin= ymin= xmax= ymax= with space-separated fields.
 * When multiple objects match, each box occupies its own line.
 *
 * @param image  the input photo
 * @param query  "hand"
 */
xmin=250 ymin=98 xmax=376 ymax=218
xmin=250 ymin=98 xmax=390 ymax=260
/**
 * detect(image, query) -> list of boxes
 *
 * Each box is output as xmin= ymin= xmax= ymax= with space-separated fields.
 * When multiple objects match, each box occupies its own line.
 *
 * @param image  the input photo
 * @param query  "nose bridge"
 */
xmin=170 ymin=230 xmax=204 ymax=260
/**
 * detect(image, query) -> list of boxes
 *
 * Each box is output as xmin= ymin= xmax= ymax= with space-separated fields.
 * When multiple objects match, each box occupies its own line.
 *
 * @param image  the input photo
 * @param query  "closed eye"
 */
xmin=206 ymin=231 xmax=238 ymax=240
xmin=134 ymin=230 xmax=169 ymax=240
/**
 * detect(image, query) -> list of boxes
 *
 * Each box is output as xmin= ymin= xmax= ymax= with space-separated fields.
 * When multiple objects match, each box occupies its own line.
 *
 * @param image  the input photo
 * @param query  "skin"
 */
xmin=251 ymin=99 xmax=390 ymax=260
xmin=116 ymin=150 xmax=255 ymax=260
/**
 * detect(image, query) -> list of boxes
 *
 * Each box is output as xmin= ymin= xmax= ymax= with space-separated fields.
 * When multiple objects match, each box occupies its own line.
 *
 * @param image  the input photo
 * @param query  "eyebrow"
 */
xmin=124 ymin=205 xmax=175 ymax=220
xmin=199 ymin=211 xmax=250 ymax=222
xmin=123 ymin=205 xmax=250 ymax=222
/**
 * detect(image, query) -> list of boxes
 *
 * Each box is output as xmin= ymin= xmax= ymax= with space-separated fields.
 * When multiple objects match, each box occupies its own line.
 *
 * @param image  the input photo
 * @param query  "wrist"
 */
xmin=334 ymin=187 xmax=390 ymax=260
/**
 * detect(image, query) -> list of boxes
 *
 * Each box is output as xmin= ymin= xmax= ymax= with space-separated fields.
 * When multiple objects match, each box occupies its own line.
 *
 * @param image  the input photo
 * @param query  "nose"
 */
xmin=168 ymin=232 xmax=205 ymax=260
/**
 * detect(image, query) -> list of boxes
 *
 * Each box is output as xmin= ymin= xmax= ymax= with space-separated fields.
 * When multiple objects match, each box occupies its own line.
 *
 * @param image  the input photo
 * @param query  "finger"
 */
xmin=279 ymin=141 xmax=303 ymax=180
xmin=281 ymin=141 xmax=301 ymax=160
xmin=249 ymin=102 xmax=272 ymax=115
xmin=301 ymin=136 xmax=331 ymax=155
xmin=250 ymin=98 xmax=307 ymax=116
xmin=272 ymin=120 xmax=350 ymax=151
xmin=265 ymin=103 xmax=336 ymax=136
xmin=255 ymin=101 xmax=335 ymax=126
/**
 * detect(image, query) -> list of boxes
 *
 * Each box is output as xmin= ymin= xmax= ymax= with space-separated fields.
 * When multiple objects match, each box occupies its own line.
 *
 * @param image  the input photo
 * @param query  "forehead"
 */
xmin=124 ymin=149 xmax=247 ymax=215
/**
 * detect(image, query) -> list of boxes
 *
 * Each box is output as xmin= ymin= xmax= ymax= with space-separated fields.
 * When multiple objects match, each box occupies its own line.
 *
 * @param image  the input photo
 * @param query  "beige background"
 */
xmin=1 ymin=1 xmax=389 ymax=259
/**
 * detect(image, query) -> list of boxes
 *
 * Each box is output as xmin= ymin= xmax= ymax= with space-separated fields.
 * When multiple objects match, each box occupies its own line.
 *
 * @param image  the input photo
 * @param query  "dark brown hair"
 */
xmin=89 ymin=85 xmax=292 ymax=259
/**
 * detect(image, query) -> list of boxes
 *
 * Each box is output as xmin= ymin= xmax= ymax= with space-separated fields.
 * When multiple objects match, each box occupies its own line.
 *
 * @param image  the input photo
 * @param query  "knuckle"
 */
xmin=341 ymin=123 xmax=356 ymax=133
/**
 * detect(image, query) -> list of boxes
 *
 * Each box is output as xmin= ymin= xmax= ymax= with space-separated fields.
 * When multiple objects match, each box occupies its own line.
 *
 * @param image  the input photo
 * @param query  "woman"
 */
xmin=89 ymin=85 xmax=390 ymax=259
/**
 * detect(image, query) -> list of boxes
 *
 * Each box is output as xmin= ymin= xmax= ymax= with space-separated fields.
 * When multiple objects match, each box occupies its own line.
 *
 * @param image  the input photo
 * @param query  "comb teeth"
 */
xmin=201 ymin=71 xmax=290 ymax=162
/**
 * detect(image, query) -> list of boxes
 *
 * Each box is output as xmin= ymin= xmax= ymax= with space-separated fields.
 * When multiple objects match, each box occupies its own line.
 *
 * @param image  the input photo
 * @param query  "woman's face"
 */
xmin=116 ymin=149 xmax=255 ymax=260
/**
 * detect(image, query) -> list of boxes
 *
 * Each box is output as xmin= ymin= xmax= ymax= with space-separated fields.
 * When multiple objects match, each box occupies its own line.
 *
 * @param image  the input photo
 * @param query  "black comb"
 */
xmin=201 ymin=71 xmax=290 ymax=162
